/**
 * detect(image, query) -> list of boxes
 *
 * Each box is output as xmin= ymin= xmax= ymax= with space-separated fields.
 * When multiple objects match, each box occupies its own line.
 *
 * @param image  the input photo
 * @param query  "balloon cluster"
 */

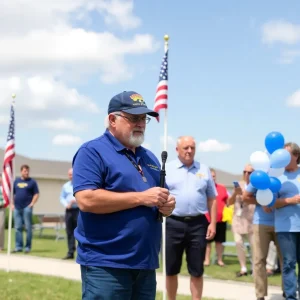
xmin=249 ymin=132 xmax=291 ymax=207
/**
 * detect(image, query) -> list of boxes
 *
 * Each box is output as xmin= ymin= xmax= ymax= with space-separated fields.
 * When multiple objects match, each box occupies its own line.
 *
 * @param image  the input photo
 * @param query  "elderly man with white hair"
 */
xmin=165 ymin=136 xmax=217 ymax=300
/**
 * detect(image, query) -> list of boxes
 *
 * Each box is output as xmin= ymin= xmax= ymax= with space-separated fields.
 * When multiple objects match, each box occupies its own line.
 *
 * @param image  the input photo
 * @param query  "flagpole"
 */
xmin=163 ymin=35 xmax=169 ymax=152
xmin=6 ymin=93 xmax=16 ymax=272
xmin=162 ymin=34 xmax=169 ymax=300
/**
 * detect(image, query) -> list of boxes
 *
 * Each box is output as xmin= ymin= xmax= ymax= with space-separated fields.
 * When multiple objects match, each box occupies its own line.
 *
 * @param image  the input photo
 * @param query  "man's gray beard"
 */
xmin=128 ymin=133 xmax=145 ymax=147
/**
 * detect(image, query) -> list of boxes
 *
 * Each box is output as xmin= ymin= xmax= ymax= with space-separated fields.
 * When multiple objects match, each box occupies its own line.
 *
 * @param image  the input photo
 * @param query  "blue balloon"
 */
xmin=269 ymin=177 xmax=282 ymax=193
xmin=267 ymin=195 xmax=276 ymax=208
xmin=270 ymin=149 xmax=291 ymax=168
xmin=250 ymin=170 xmax=271 ymax=190
xmin=265 ymin=132 xmax=285 ymax=154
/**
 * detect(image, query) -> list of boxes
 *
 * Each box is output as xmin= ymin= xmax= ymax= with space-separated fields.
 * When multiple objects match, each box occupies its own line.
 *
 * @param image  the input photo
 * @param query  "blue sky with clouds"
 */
xmin=0 ymin=0 xmax=300 ymax=175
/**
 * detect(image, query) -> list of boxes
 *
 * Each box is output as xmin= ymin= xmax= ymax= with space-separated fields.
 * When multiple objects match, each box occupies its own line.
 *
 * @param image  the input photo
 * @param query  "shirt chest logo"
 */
xmin=196 ymin=172 xmax=206 ymax=178
xmin=17 ymin=183 xmax=28 ymax=188
xmin=147 ymin=164 xmax=160 ymax=171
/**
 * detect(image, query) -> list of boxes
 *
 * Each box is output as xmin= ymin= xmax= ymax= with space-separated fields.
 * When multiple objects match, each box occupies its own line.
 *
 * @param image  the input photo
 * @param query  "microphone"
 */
xmin=161 ymin=151 xmax=168 ymax=165
xmin=158 ymin=151 xmax=168 ymax=222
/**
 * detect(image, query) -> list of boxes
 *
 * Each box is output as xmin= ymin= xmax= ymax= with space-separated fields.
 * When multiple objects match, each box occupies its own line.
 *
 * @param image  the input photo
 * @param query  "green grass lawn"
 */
xmin=4 ymin=228 xmax=68 ymax=259
xmin=3 ymin=228 xmax=282 ymax=287
xmin=0 ymin=271 xmax=221 ymax=300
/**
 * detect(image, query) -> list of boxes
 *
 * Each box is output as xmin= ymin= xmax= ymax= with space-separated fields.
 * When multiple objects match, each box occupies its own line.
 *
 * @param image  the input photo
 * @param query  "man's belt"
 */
xmin=169 ymin=214 xmax=204 ymax=222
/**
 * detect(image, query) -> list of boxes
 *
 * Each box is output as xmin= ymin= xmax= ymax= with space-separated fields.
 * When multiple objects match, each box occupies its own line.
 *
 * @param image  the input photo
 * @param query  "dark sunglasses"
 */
xmin=243 ymin=171 xmax=252 ymax=175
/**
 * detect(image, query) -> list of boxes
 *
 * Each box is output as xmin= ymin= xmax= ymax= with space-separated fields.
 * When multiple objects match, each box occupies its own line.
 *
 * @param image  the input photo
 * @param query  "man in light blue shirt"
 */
xmin=60 ymin=168 xmax=78 ymax=260
xmin=244 ymin=179 xmax=282 ymax=300
xmin=274 ymin=142 xmax=300 ymax=300
xmin=165 ymin=136 xmax=217 ymax=300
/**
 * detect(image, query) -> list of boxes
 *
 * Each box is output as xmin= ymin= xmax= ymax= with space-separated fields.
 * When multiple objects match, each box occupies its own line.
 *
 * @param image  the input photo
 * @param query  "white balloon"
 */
xmin=268 ymin=167 xmax=285 ymax=178
xmin=250 ymin=151 xmax=270 ymax=172
xmin=264 ymin=150 xmax=271 ymax=158
xmin=256 ymin=189 xmax=273 ymax=206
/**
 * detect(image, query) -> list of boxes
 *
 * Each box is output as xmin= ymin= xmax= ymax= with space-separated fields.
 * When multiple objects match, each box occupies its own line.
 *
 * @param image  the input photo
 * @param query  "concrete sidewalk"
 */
xmin=0 ymin=254 xmax=283 ymax=300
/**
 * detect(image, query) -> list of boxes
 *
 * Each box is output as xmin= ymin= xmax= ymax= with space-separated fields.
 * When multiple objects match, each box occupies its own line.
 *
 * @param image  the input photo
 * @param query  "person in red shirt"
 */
xmin=204 ymin=168 xmax=229 ymax=266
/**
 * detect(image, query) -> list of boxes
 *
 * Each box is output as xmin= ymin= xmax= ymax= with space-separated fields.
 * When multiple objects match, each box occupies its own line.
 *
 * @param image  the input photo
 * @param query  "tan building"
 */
xmin=0 ymin=149 xmax=242 ymax=215
xmin=0 ymin=149 xmax=71 ymax=215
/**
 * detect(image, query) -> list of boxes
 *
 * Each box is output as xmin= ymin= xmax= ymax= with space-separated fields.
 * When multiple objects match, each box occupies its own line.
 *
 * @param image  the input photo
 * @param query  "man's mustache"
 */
xmin=132 ymin=128 xmax=145 ymax=133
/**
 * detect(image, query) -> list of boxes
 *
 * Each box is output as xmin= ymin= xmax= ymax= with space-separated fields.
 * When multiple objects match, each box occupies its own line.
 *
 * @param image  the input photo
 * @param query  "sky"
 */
xmin=0 ymin=0 xmax=300 ymax=175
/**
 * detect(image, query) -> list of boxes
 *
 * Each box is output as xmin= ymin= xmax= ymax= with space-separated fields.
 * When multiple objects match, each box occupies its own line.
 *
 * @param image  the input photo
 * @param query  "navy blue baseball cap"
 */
xmin=108 ymin=91 xmax=159 ymax=117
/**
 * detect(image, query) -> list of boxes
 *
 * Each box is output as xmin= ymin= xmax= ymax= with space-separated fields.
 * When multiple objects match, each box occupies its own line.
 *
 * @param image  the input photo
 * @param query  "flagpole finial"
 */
xmin=12 ymin=93 xmax=16 ymax=99
xmin=164 ymin=35 xmax=169 ymax=42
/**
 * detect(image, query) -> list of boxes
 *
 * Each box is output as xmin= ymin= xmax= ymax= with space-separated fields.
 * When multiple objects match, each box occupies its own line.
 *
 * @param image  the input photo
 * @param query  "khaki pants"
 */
xmin=233 ymin=231 xmax=253 ymax=270
xmin=253 ymin=224 xmax=282 ymax=298
xmin=0 ymin=208 xmax=5 ymax=249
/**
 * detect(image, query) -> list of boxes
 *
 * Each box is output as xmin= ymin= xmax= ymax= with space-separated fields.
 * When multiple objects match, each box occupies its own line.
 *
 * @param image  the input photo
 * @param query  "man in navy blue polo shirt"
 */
xmin=13 ymin=164 xmax=39 ymax=253
xmin=72 ymin=91 xmax=176 ymax=300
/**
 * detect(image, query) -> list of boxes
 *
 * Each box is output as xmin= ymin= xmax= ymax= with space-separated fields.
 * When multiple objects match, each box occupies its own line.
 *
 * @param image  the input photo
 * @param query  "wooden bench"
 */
xmin=33 ymin=213 xmax=65 ymax=241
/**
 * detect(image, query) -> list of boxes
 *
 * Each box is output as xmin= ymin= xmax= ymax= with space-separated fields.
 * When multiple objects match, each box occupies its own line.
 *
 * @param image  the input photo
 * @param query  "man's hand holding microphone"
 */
xmin=139 ymin=187 xmax=175 ymax=217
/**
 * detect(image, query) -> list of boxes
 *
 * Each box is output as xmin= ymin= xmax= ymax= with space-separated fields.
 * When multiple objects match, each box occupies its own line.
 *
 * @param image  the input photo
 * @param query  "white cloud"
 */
xmin=198 ymin=139 xmax=232 ymax=152
xmin=160 ymin=135 xmax=176 ymax=149
xmin=286 ymin=90 xmax=300 ymax=107
xmin=0 ymin=76 xmax=99 ymax=113
xmin=41 ymin=118 xmax=88 ymax=131
xmin=0 ymin=0 xmax=158 ymax=157
xmin=0 ymin=0 xmax=158 ymax=84
xmin=8 ymin=77 xmax=21 ymax=91
xmin=52 ymin=134 xmax=82 ymax=146
xmin=93 ymin=0 xmax=141 ymax=30
xmin=0 ymin=0 xmax=141 ymax=34
xmin=0 ymin=29 xmax=158 ymax=84
xmin=262 ymin=20 xmax=300 ymax=45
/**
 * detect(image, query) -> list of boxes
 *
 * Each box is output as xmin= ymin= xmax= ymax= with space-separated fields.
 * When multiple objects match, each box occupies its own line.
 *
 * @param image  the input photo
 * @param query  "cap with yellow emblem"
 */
xmin=108 ymin=91 xmax=158 ymax=117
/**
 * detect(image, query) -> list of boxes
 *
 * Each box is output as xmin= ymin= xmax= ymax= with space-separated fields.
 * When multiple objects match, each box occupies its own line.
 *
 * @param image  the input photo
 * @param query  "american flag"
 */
xmin=2 ymin=104 xmax=15 ymax=208
xmin=153 ymin=50 xmax=168 ymax=121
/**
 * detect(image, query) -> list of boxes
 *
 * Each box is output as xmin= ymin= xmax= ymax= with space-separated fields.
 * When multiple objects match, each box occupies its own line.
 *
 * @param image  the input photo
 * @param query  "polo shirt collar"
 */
xmin=104 ymin=129 xmax=146 ymax=156
xmin=176 ymin=158 xmax=199 ymax=170
xmin=104 ymin=129 xmax=125 ymax=152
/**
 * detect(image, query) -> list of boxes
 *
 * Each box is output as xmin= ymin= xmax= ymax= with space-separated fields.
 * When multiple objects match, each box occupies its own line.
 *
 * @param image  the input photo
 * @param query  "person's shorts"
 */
xmin=207 ymin=221 xmax=227 ymax=243
xmin=166 ymin=214 xmax=208 ymax=277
